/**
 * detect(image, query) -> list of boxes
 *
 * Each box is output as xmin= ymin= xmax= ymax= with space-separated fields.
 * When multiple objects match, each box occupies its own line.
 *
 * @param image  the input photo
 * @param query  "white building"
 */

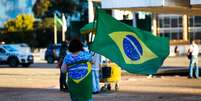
xmin=100 ymin=0 xmax=201 ymax=42
xmin=89 ymin=0 xmax=201 ymax=55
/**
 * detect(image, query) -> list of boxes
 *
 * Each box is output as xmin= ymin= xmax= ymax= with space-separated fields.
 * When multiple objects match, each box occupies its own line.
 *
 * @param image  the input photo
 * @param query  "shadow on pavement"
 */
xmin=157 ymin=66 xmax=201 ymax=76
xmin=0 ymin=87 xmax=201 ymax=101
xmin=0 ymin=87 xmax=68 ymax=101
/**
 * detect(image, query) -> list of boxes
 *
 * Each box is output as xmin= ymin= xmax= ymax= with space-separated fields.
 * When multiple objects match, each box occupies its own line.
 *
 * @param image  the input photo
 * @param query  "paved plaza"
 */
xmin=0 ymin=56 xmax=201 ymax=101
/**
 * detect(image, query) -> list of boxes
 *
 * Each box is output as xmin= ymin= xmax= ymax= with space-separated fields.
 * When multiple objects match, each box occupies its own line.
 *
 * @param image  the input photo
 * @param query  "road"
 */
xmin=0 ymin=56 xmax=201 ymax=101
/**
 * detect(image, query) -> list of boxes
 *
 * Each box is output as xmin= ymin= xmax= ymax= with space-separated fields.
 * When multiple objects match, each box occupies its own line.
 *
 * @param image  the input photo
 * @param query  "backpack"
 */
xmin=187 ymin=49 xmax=192 ymax=60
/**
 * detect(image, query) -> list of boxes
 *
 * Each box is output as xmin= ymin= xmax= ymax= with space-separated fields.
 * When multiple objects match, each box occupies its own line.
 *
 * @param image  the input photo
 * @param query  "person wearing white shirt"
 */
xmin=91 ymin=52 xmax=101 ymax=94
xmin=188 ymin=40 xmax=199 ymax=79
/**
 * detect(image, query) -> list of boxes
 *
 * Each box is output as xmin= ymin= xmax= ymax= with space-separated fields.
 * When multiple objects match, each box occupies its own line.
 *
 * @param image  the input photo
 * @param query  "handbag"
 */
xmin=187 ymin=52 xmax=192 ymax=60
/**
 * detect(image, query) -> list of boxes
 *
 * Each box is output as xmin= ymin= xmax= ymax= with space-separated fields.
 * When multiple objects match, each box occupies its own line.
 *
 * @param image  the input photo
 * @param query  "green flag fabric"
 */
xmin=54 ymin=13 xmax=63 ymax=26
xmin=90 ymin=10 xmax=169 ymax=75
xmin=68 ymin=62 xmax=92 ymax=100
xmin=80 ymin=21 xmax=96 ymax=34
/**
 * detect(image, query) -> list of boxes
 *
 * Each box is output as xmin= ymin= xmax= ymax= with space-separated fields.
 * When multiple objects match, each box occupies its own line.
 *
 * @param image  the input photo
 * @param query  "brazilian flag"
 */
xmin=90 ymin=10 xmax=169 ymax=75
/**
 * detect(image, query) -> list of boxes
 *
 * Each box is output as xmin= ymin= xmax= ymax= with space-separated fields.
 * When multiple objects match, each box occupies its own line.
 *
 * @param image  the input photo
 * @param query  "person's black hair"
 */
xmin=189 ymin=38 xmax=194 ymax=44
xmin=61 ymin=41 xmax=67 ymax=48
xmin=68 ymin=38 xmax=83 ymax=53
xmin=190 ymin=40 xmax=195 ymax=44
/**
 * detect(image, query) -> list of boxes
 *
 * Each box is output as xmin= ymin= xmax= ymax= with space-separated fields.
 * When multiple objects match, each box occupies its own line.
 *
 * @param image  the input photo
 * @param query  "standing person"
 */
xmin=57 ymin=41 xmax=68 ymax=92
xmin=61 ymin=39 xmax=93 ymax=101
xmin=91 ymin=52 xmax=101 ymax=94
xmin=188 ymin=40 xmax=200 ymax=79
xmin=174 ymin=45 xmax=179 ymax=56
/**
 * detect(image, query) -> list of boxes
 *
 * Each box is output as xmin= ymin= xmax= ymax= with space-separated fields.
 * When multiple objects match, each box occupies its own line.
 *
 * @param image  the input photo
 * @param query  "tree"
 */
xmin=2 ymin=14 xmax=34 ymax=47
xmin=32 ymin=0 xmax=88 ymax=47
xmin=4 ymin=19 xmax=16 ymax=32
xmin=15 ymin=14 xmax=34 ymax=31
xmin=32 ymin=0 xmax=79 ymax=18
xmin=52 ymin=0 xmax=78 ymax=15
xmin=4 ymin=14 xmax=34 ymax=32
xmin=32 ymin=0 xmax=52 ymax=18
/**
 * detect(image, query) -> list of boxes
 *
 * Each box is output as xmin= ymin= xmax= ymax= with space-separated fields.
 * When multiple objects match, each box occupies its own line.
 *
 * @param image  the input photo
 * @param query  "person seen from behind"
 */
xmin=61 ymin=39 xmax=93 ymax=101
xmin=188 ymin=40 xmax=200 ymax=79
xmin=57 ymin=41 xmax=68 ymax=92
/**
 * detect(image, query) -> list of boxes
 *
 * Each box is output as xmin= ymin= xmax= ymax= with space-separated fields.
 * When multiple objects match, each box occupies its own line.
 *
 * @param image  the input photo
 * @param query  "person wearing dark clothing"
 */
xmin=57 ymin=41 xmax=68 ymax=92
xmin=61 ymin=39 xmax=93 ymax=101
xmin=174 ymin=46 xmax=179 ymax=56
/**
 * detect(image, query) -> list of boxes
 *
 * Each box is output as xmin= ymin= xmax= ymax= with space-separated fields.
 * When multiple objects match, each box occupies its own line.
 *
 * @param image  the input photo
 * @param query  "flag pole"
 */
xmin=90 ymin=8 xmax=98 ymax=43
xmin=88 ymin=0 xmax=94 ymax=43
xmin=54 ymin=13 xmax=57 ymax=44
xmin=62 ymin=13 xmax=67 ymax=42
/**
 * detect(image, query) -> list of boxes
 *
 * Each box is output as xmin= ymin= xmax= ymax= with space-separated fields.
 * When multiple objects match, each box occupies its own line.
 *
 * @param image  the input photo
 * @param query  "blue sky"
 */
xmin=0 ymin=0 xmax=36 ymax=27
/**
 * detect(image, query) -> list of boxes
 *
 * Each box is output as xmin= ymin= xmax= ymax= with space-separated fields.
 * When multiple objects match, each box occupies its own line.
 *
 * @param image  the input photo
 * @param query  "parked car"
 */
xmin=0 ymin=44 xmax=34 ymax=67
xmin=44 ymin=44 xmax=61 ymax=64
xmin=44 ymin=42 xmax=88 ymax=64
xmin=9 ymin=43 xmax=32 ymax=53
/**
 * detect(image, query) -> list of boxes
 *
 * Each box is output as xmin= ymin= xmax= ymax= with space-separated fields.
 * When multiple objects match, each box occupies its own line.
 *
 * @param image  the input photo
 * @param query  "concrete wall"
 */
xmin=102 ymin=0 xmax=189 ymax=9
xmin=170 ymin=44 xmax=201 ymax=56
xmin=32 ymin=48 xmax=46 ymax=63
xmin=191 ymin=0 xmax=201 ymax=5
xmin=102 ymin=0 xmax=163 ymax=9
xmin=164 ymin=0 xmax=189 ymax=7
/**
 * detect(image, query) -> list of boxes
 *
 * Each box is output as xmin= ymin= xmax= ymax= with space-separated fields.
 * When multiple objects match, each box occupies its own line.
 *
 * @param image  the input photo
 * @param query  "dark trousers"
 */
xmin=60 ymin=71 xmax=68 ymax=91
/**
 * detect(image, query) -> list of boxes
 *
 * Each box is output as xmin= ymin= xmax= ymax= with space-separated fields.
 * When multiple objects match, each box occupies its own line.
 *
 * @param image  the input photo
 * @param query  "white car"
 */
xmin=7 ymin=43 xmax=32 ymax=53
xmin=0 ymin=44 xmax=33 ymax=67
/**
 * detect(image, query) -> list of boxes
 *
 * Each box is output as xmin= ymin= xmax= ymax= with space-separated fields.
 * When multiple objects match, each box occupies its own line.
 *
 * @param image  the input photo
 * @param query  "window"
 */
xmin=195 ymin=32 xmax=201 ymax=39
xmin=194 ymin=16 xmax=201 ymax=27
xmin=178 ymin=17 xmax=182 ymax=27
xmin=171 ymin=18 xmax=178 ymax=27
xmin=164 ymin=17 xmax=170 ymax=27
xmin=171 ymin=32 xmax=182 ymax=40
xmin=0 ymin=48 xmax=6 ymax=53
xmin=189 ymin=32 xmax=201 ymax=40
xmin=164 ymin=33 xmax=170 ymax=38
xmin=159 ymin=18 xmax=164 ymax=28
xmin=171 ymin=32 xmax=178 ymax=39
xmin=189 ymin=32 xmax=195 ymax=40
xmin=159 ymin=31 xmax=182 ymax=40
xmin=189 ymin=17 xmax=194 ymax=27
xmin=3 ymin=45 xmax=17 ymax=52
xmin=178 ymin=32 xmax=183 ymax=39
xmin=159 ymin=33 xmax=163 ymax=37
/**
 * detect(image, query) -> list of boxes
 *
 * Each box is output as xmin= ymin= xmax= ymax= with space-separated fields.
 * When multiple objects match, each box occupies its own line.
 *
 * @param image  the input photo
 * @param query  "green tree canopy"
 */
xmin=32 ymin=0 xmax=52 ymax=18
xmin=32 ymin=0 xmax=79 ymax=18
xmin=4 ymin=14 xmax=34 ymax=32
xmin=4 ymin=19 xmax=16 ymax=32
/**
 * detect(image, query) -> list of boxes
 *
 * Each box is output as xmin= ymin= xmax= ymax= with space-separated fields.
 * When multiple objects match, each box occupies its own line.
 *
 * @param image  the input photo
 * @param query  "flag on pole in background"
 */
xmin=62 ymin=13 xmax=67 ymax=32
xmin=61 ymin=13 xmax=67 ymax=41
xmin=90 ymin=10 xmax=169 ymax=75
xmin=54 ymin=12 xmax=67 ymax=42
xmin=54 ymin=12 xmax=67 ymax=30
xmin=54 ymin=13 xmax=63 ymax=26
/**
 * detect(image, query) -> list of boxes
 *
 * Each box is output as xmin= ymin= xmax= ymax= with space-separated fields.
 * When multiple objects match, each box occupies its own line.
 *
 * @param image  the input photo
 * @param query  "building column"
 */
xmin=54 ymin=13 xmax=57 ymax=44
xmin=88 ymin=0 xmax=94 ymax=23
xmin=132 ymin=12 xmax=137 ymax=27
xmin=182 ymin=14 xmax=188 ymax=41
xmin=88 ymin=0 xmax=94 ymax=42
xmin=152 ymin=13 xmax=158 ymax=36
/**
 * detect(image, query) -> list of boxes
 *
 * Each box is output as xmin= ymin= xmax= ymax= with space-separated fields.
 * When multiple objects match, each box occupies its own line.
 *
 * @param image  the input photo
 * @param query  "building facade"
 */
xmin=100 ymin=0 xmax=201 ymax=44
xmin=158 ymin=14 xmax=201 ymax=41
